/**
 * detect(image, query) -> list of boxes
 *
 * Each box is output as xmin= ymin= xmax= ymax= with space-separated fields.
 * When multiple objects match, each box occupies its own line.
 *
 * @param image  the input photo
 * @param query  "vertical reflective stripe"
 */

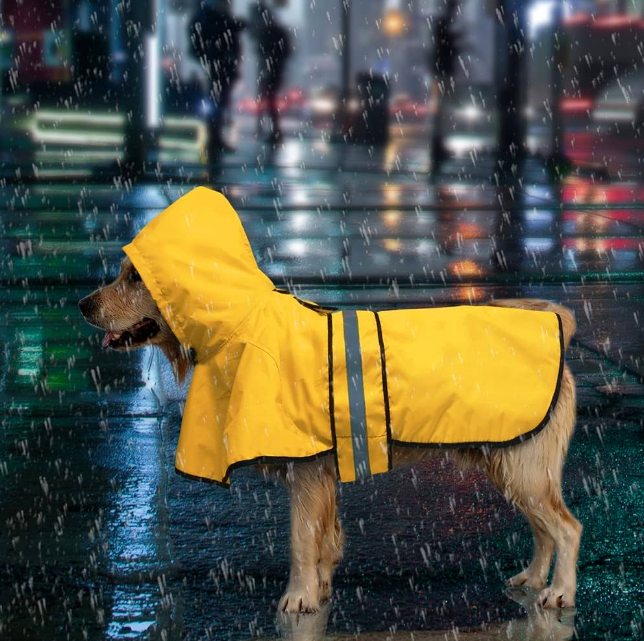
xmin=342 ymin=310 xmax=371 ymax=480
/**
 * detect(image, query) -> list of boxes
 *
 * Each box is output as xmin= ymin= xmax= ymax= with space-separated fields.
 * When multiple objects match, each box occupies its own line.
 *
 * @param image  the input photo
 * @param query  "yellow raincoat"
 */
xmin=123 ymin=187 xmax=564 ymax=486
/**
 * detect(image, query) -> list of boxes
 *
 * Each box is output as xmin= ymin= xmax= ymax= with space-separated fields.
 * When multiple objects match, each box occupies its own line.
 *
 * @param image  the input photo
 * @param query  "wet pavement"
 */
xmin=1 ymin=131 xmax=644 ymax=640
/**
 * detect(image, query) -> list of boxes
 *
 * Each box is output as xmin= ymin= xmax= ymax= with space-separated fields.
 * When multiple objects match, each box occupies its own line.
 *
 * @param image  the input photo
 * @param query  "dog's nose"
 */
xmin=78 ymin=295 xmax=95 ymax=319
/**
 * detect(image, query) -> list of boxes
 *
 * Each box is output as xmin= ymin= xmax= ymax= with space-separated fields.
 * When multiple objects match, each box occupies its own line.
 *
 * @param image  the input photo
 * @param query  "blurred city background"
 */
xmin=1 ymin=0 xmax=644 ymax=640
xmin=2 ymin=0 xmax=644 ymax=169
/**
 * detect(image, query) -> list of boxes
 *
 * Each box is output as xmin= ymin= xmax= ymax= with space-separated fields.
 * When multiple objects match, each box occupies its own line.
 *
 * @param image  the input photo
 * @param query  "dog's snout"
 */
xmin=78 ymin=294 xmax=96 ymax=320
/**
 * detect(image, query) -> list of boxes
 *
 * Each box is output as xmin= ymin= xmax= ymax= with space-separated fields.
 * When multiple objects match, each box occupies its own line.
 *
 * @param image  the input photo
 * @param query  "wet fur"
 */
xmin=79 ymin=258 xmax=193 ymax=382
xmin=80 ymin=261 xmax=581 ymax=614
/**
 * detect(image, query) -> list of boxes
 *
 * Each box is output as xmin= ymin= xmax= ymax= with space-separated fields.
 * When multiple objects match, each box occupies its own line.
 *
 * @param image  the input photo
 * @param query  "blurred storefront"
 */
xmin=2 ymin=0 xmax=644 ymax=160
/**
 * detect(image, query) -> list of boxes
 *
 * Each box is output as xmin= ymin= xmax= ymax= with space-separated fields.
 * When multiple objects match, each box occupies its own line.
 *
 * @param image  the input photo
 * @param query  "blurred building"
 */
xmin=3 ymin=0 xmax=644 ymax=152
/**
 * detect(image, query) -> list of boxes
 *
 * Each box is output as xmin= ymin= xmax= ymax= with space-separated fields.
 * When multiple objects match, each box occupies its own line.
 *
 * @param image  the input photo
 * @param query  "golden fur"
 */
xmin=80 ymin=259 xmax=581 ymax=614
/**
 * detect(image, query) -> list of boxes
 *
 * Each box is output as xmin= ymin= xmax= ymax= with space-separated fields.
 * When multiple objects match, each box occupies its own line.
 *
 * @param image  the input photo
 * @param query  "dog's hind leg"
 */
xmin=485 ymin=455 xmax=556 ymax=591
xmin=279 ymin=456 xmax=336 ymax=613
xmin=536 ymin=491 xmax=582 ymax=608
xmin=490 ymin=367 xmax=581 ymax=607
xmin=534 ymin=368 xmax=582 ymax=608
xmin=496 ymin=473 xmax=580 ymax=606
xmin=509 ymin=478 xmax=581 ymax=607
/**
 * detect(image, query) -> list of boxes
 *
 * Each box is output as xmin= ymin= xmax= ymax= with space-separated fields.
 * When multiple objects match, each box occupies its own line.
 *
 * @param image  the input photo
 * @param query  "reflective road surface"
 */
xmin=1 ymin=134 xmax=643 ymax=640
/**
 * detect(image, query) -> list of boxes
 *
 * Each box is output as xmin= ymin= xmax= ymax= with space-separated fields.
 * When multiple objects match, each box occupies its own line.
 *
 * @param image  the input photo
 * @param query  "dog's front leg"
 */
xmin=279 ymin=459 xmax=334 ymax=613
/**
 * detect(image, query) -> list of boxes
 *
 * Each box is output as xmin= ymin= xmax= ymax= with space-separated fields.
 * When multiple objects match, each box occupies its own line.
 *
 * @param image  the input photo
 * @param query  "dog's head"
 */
xmin=79 ymin=256 xmax=192 ymax=382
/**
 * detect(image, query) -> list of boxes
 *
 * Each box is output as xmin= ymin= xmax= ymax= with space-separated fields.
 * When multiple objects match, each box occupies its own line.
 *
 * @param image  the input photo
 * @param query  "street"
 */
xmin=1 ymin=130 xmax=643 ymax=640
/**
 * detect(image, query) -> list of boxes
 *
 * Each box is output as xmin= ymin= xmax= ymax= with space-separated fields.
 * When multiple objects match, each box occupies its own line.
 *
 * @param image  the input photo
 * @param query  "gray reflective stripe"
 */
xmin=342 ymin=310 xmax=371 ymax=480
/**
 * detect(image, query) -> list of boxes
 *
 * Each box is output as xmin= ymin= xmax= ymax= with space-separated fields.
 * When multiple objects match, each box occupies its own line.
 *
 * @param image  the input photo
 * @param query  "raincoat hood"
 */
xmin=123 ymin=187 xmax=565 ymax=487
xmin=123 ymin=187 xmax=274 ymax=360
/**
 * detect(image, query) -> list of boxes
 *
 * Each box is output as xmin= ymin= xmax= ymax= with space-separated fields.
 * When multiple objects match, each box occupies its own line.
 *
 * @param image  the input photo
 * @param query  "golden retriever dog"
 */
xmin=79 ymin=256 xmax=581 ymax=613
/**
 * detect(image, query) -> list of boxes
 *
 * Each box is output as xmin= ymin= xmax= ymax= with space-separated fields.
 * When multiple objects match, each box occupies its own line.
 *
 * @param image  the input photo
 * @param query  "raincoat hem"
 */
xmin=386 ymin=313 xmax=565 ymax=450
xmin=174 ymin=448 xmax=336 ymax=487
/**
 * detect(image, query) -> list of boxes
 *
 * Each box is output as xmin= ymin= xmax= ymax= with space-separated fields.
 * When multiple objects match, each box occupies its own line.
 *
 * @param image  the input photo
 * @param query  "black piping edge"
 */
xmin=273 ymin=288 xmax=338 ymax=313
xmin=373 ymin=311 xmax=393 ymax=471
xmin=389 ymin=313 xmax=566 ymax=451
xmin=175 ymin=449 xmax=336 ymax=488
xmin=327 ymin=313 xmax=341 ymax=477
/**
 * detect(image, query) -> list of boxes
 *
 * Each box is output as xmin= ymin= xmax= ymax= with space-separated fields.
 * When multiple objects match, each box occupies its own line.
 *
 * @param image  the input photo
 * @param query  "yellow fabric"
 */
xmin=378 ymin=306 xmax=562 ymax=446
xmin=123 ymin=187 xmax=563 ymax=486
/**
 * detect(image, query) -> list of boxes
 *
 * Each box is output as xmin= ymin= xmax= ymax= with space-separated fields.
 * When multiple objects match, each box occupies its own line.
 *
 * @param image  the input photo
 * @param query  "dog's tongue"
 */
xmin=102 ymin=332 xmax=114 ymax=349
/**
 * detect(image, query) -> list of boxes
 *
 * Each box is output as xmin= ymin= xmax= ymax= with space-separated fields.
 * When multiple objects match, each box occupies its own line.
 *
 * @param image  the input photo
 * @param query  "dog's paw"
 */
xmin=279 ymin=585 xmax=321 ymax=614
xmin=538 ymin=587 xmax=575 ymax=609
xmin=506 ymin=570 xmax=546 ymax=589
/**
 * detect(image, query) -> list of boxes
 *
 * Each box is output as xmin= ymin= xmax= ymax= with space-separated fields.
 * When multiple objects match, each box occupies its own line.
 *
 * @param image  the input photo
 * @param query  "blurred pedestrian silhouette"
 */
xmin=428 ymin=0 xmax=461 ymax=165
xmin=250 ymin=0 xmax=291 ymax=144
xmin=190 ymin=0 xmax=245 ymax=154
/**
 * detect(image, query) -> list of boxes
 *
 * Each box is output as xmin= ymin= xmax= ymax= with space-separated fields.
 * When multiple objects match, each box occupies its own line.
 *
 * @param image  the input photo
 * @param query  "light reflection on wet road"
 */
xmin=1 ymin=137 xmax=643 ymax=639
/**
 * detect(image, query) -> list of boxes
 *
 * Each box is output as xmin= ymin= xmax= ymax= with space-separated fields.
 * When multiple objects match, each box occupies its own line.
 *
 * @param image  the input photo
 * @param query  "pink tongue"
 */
xmin=102 ymin=332 xmax=114 ymax=349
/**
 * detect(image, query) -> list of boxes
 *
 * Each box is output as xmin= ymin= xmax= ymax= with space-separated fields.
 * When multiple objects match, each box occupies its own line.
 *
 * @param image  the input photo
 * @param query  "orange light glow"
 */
xmin=449 ymin=259 xmax=483 ymax=278
xmin=384 ymin=239 xmax=402 ymax=252
xmin=383 ymin=9 xmax=406 ymax=37
xmin=383 ymin=211 xmax=401 ymax=227
xmin=456 ymin=223 xmax=482 ymax=239
xmin=384 ymin=187 xmax=401 ymax=205
xmin=453 ymin=286 xmax=485 ymax=303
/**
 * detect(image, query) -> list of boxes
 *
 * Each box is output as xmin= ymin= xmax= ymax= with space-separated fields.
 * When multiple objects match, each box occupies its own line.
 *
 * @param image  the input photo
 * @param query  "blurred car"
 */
xmin=304 ymin=86 xmax=340 ymax=125
xmin=238 ymin=87 xmax=304 ymax=116
xmin=389 ymin=93 xmax=429 ymax=120
xmin=592 ymin=71 xmax=644 ymax=135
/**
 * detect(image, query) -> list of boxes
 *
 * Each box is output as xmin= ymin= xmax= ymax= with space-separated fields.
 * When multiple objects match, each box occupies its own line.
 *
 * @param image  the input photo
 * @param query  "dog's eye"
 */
xmin=129 ymin=269 xmax=142 ymax=283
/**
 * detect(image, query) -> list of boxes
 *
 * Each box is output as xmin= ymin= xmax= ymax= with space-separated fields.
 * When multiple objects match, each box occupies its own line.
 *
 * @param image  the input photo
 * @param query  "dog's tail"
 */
xmin=489 ymin=299 xmax=576 ymax=350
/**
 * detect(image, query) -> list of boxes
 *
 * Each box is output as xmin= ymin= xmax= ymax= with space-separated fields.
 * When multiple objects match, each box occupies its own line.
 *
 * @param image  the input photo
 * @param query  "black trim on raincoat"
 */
xmin=175 ymin=449 xmax=336 ymax=488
